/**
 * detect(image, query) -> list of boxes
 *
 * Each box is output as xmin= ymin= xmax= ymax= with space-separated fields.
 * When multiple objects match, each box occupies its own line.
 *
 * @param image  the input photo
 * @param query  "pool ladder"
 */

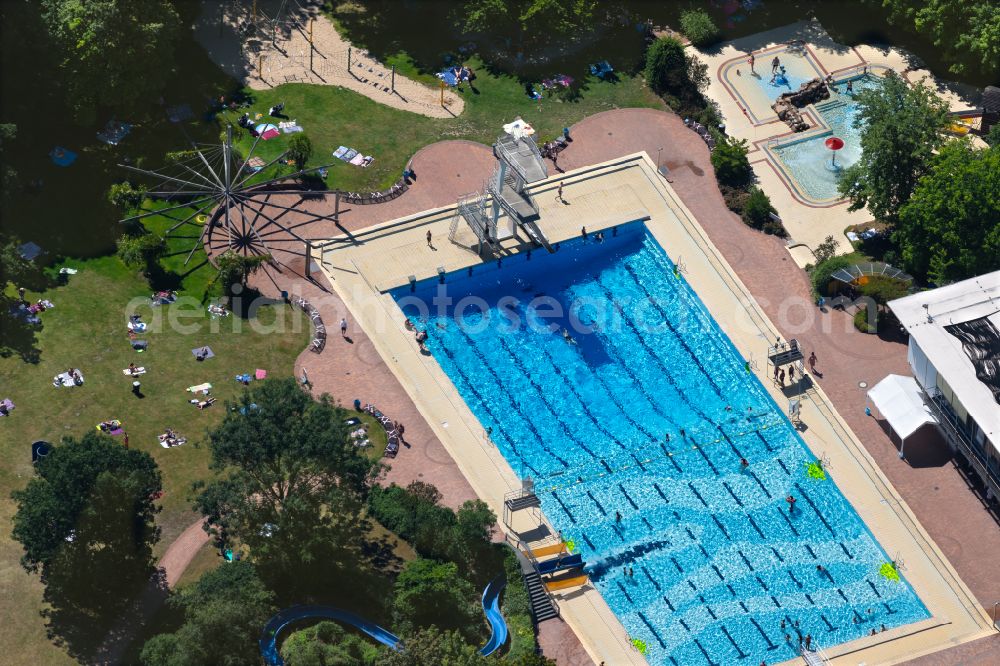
xmin=800 ymin=643 xmax=831 ymax=666
xmin=993 ymin=601 xmax=1000 ymax=630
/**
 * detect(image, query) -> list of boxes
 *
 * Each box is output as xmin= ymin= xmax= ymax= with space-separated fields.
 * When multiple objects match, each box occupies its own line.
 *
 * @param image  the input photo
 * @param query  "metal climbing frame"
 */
xmin=451 ymin=191 xmax=499 ymax=255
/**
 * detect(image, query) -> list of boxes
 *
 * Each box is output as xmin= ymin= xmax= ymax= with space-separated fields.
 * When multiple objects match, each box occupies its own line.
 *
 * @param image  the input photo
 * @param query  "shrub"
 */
xmin=679 ymin=9 xmax=720 ymax=48
xmin=854 ymin=307 xmax=877 ymax=334
xmin=743 ymin=187 xmax=774 ymax=228
xmin=813 ymin=235 xmax=839 ymax=265
xmin=287 ymin=133 xmax=313 ymax=170
xmin=810 ymin=254 xmax=856 ymax=297
xmin=116 ymin=232 xmax=166 ymax=271
xmin=644 ymin=36 xmax=707 ymax=101
xmin=107 ymin=181 xmax=147 ymax=213
xmin=710 ymin=136 xmax=752 ymax=187
xmin=719 ymin=184 xmax=749 ymax=213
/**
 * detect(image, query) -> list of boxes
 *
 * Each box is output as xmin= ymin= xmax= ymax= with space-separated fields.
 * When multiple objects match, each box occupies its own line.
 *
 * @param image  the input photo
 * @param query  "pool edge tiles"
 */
xmin=391 ymin=224 xmax=930 ymax=666
xmin=319 ymin=154 xmax=995 ymax=666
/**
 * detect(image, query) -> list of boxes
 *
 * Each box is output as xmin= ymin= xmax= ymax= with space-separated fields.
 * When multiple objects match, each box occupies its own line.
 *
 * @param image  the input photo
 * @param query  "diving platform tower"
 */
xmin=450 ymin=121 xmax=554 ymax=254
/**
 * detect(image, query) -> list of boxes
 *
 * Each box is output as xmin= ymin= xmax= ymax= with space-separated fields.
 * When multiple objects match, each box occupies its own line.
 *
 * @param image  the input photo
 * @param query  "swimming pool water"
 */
xmin=771 ymin=75 xmax=883 ymax=201
xmin=392 ymin=224 xmax=927 ymax=665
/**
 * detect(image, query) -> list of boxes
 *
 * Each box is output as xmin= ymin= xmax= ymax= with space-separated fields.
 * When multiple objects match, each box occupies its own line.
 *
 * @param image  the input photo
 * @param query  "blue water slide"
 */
xmin=259 ymin=605 xmax=401 ymax=666
xmin=479 ymin=576 xmax=509 ymax=657
xmin=536 ymin=553 xmax=584 ymax=575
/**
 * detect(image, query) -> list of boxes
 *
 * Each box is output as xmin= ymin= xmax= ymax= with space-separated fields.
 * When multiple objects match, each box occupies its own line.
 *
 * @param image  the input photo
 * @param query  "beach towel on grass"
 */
xmin=0 ymin=398 xmax=14 ymax=415
xmin=186 ymin=383 xmax=212 ymax=393
xmin=191 ymin=346 xmax=215 ymax=360
xmin=53 ymin=370 xmax=84 ymax=387
xmin=122 ymin=367 xmax=146 ymax=376
xmin=342 ymin=149 xmax=358 ymax=161
xmin=349 ymin=153 xmax=369 ymax=166
xmin=333 ymin=146 xmax=350 ymax=159
xmin=255 ymin=369 xmax=267 ymax=380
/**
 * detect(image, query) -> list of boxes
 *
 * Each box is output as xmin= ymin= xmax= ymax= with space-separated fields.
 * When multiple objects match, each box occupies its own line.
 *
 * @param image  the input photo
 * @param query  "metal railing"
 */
xmin=925 ymin=388 xmax=1000 ymax=500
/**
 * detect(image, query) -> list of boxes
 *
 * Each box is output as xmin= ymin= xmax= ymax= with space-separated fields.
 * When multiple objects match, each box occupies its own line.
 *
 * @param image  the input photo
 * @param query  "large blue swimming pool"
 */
xmin=392 ymin=224 xmax=927 ymax=665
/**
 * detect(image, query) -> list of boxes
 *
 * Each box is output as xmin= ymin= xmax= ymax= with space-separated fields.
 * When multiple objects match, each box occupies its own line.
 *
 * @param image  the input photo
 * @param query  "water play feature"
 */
xmin=824 ymin=136 xmax=845 ymax=171
xmin=259 ymin=578 xmax=509 ymax=664
xmin=394 ymin=223 xmax=928 ymax=665
xmin=769 ymin=74 xmax=883 ymax=203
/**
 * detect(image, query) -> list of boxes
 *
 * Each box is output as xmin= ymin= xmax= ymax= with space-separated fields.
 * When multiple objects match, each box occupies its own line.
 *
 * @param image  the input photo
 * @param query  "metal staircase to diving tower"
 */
xmin=449 ymin=122 xmax=554 ymax=254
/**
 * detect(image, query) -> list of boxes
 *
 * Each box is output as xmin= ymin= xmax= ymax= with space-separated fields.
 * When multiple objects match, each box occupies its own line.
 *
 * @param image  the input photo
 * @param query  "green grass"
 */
xmin=0 ymin=237 xmax=309 ymax=663
xmin=226 ymin=57 xmax=662 ymax=192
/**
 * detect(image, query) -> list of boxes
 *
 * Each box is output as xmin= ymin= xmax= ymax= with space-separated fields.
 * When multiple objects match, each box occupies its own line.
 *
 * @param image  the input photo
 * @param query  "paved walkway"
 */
xmin=194 ymin=0 xmax=463 ymax=118
xmin=554 ymin=107 xmax=1000 ymax=663
xmin=216 ymin=106 xmax=1000 ymax=663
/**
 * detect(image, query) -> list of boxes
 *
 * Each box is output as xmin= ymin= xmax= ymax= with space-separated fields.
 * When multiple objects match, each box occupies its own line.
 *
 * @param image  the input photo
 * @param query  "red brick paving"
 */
xmin=245 ymin=108 xmax=1000 ymax=664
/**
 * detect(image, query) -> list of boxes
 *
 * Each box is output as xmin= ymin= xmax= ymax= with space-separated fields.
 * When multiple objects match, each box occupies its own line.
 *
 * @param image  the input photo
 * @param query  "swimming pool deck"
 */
xmin=693 ymin=20 xmax=983 ymax=263
xmin=315 ymin=154 xmax=993 ymax=665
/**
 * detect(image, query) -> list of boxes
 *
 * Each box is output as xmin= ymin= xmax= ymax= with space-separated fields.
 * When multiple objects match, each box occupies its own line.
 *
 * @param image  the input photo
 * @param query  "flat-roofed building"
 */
xmin=889 ymin=271 xmax=1000 ymax=503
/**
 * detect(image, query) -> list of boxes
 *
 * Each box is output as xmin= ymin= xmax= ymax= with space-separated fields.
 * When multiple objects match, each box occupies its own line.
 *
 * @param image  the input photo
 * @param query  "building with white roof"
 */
xmin=888 ymin=270 xmax=1000 ymax=501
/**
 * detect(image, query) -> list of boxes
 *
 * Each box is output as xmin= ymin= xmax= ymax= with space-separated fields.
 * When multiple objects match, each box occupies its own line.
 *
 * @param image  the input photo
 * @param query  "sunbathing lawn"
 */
xmin=226 ymin=56 xmax=663 ymax=192
xmin=0 ymin=212 xmax=310 ymax=664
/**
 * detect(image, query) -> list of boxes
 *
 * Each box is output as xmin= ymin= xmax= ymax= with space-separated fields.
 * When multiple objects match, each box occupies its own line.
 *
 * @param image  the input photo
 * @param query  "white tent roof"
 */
xmin=867 ymin=374 xmax=938 ymax=441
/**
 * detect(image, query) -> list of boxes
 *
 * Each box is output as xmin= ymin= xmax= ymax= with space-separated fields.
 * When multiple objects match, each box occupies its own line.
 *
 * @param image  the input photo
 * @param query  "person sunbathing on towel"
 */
xmin=128 ymin=363 xmax=138 ymax=375
xmin=196 ymin=397 xmax=216 ymax=410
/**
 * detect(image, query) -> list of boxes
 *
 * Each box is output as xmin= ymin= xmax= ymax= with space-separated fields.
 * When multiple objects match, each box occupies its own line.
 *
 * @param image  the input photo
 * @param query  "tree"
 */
xmin=710 ymin=136 xmax=752 ymax=187
xmin=461 ymin=0 xmax=597 ymax=44
xmin=376 ymin=627 xmax=486 ymax=666
xmin=193 ymin=379 xmax=381 ymax=592
xmin=108 ymin=182 xmax=148 ymax=213
xmin=211 ymin=250 xmax=271 ymax=295
xmin=280 ymin=621 xmax=380 ymax=666
xmin=11 ymin=433 xmax=161 ymax=652
xmin=141 ymin=561 xmax=276 ymax=666
xmin=858 ymin=274 xmax=910 ymax=308
xmin=287 ymin=134 xmax=313 ymax=171
xmin=392 ymin=559 xmax=477 ymax=636
xmin=877 ymin=1 xmax=1000 ymax=76
xmin=813 ymin=235 xmax=840 ymax=265
xmin=0 ymin=122 xmax=17 ymax=194
xmin=895 ymin=141 xmax=1000 ymax=283
xmin=0 ymin=232 xmax=43 ymax=360
xmin=837 ymin=72 xmax=949 ymax=226
xmin=644 ymin=37 xmax=708 ymax=101
xmin=679 ymin=9 xmax=720 ymax=48
xmin=40 ymin=0 xmax=181 ymax=122
xmin=116 ymin=232 xmax=166 ymax=272
xmin=367 ymin=483 xmax=497 ymax=572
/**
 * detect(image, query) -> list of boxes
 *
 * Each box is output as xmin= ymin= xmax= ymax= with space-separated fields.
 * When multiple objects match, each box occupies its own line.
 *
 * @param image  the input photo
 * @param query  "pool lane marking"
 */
xmin=692 ymin=638 xmax=720 ymax=666
xmin=637 ymin=611 xmax=667 ymax=648
xmin=711 ymin=515 xmax=731 ymax=541
xmin=514 ymin=333 xmax=634 ymax=456
xmin=793 ymin=482 xmax=837 ymax=536
xmin=618 ymin=483 xmax=640 ymax=510
xmin=586 ymin=490 xmax=607 ymax=516
xmin=722 ymin=482 xmax=744 ymax=507
xmin=747 ymin=514 xmax=766 ymax=539
xmin=641 ymin=565 xmax=662 ymax=591
xmin=592 ymin=278 xmax=715 ymax=427
xmin=489 ymin=333 xmax=599 ymax=460
xmin=687 ymin=482 xmax=710 ymax=508
xmin=550 ymin=491 xmax=577 ymax=523
xmin=621 ymin=261 xmax=727 ymax=401
xmin=434 ymin=342 xmax=542 ymax=476
xmin=749 ymin=617 xmax=779 ymax=649
xmin=720 ymin=626 xmax=748 ymax=660
xmin=777 ymin=507 xmax=800 ymax=537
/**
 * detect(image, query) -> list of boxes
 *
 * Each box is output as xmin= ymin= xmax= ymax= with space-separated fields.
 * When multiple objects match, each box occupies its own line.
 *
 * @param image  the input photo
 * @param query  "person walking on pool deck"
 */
xmin=557 ymin=181 xmax=565 ymax=203
xmin=748 ymin=52 xmax=755 ymax=73
xmin=789 ymin=364 xmax=796 ymax=382
xmin=773 ymin=364 xmax=780 ymax=383
xmin=808 ymin=351 xmax=817 ymax=372
xmin=340 ymin=317 xmax=348 ymax=337
xmin=778 ymin=368 xmax=786 ymax=385
xmin=426 ymin=229 xmax=433 ymax=247
xmin=771 ymin=56 xmax=780 ymax=73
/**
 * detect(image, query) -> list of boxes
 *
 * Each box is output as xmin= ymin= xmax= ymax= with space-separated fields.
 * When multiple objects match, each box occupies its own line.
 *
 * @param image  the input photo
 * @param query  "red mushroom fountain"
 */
xmin=825 ymin=136 xmax=845 ymax=170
